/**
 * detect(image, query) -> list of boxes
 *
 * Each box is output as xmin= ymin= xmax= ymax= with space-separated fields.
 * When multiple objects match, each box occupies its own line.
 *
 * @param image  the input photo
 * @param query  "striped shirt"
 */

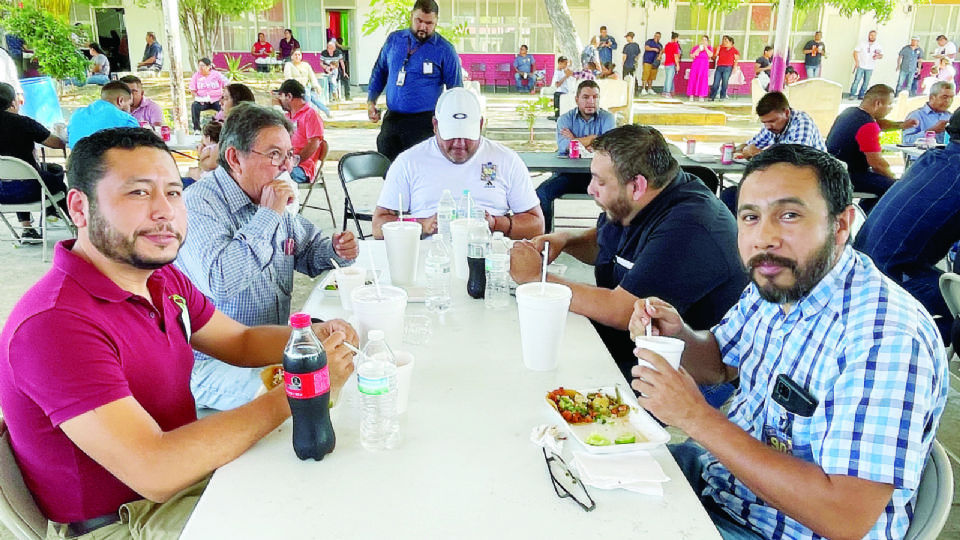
xmin=706 ymin=246 xmax=948 ymax=539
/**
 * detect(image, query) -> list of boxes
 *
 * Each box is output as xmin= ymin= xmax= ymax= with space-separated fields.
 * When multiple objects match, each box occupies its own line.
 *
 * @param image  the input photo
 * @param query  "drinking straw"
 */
xmin=343 ymin=342 xmax=361 ymax=355
xmin=329 ymin=258 xmax=342 ymax=271
xmin=540 ymin=241 xmax=549 ymax=294
xmin=367 ymin=248 xmax=383 ymax=299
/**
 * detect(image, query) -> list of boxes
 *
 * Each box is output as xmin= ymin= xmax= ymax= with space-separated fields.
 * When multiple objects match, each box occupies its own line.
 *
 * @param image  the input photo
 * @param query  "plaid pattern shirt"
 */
xmin=707 ymin=246 xmax=948 ymax=540
xmin=176 ymin=166 xmax=348 ymax=332
xmin=745 ymin=109 xmax=827 ymax=152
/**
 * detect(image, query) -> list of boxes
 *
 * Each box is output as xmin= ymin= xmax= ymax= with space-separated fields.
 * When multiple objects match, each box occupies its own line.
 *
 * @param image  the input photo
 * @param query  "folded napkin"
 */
xmin=571 ymin=450 xmax=669 ymax=496
xmin=530 ymin=424 xmax=566 ymax=455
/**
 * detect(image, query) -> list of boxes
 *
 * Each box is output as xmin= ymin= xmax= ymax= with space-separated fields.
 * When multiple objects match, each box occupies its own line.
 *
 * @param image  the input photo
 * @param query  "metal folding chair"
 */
xmin=298 ymin=139 xmax=337 ymax=228
xmin=0 ymin=418 xmax=46 ymax=540
xmin=338 ymin=151 xmax=390 ymax=239
xmin=0 ymin=156 xmax=74 ymax=262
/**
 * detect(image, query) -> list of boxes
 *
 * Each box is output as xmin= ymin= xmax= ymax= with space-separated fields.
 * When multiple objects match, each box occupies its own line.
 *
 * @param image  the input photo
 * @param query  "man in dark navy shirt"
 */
xmin=366 ymin=0 xmax=462 ymax=161
xmin=854 ymin=109 xmax=960 ymax=343
xmin=510 ymin=125 xmax=747 ymax=401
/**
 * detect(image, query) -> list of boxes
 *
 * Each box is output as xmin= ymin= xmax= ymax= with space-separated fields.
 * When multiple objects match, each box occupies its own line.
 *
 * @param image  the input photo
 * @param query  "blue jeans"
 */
xmin=805 ymin=65 xmax=820 ymax=78
xmin=663 ymin=64 xmax=677 ymax=94
xmin=305 ymin=88 xmax=332 ymax=117
xmin=850 ymin=67 xmax=873 ymax=98
xmin=515 ymin=72 xmax=533 ymax=91
xmin=535 ymin=172 xmax=592 ymax=232
xmin=895 ymin=71 xmax=916 ymax=95
xmin=191 ymin=100 xmax=221 ymax=131
xmin=670 ymin=441 xmax=767 ymax=540
xmin=291 ymin=166 xmax=310 ymax=183
xmin=86 ymin=74 xmax=109 ymax=85
xmin=190 ymin=358 xmax=265 ymax=411
xmin=709 ymin=65 xmax=733 ymax=100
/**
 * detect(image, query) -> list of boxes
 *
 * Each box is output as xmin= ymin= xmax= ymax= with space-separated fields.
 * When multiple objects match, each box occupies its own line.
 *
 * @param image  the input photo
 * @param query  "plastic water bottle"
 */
xmin=282 ymin=312 xmax=336 ymax=461
xmin=357 ymin=330 xmax=400 ymax=450
xmin=485 ymin=232 xmax=511 ymax=310
xmin=437 ymin=189 xmax=457 ymax=246
xmin=425 ymin=236 xmax=452 ymax=313
xmin=457 ymin=189 xmax=471 ymax=220
xmin=467 ymin=221 xmax=490 ymax=299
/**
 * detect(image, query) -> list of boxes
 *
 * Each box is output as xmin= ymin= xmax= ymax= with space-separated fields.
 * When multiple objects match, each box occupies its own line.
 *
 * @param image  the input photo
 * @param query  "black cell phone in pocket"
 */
xmin=772 ymin=374 xmax=818 ymax=417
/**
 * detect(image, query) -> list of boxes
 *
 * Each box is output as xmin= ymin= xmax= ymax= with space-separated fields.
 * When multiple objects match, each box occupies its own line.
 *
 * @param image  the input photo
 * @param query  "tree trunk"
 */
xmin=162 ymin=0 xmax=188 ymax=131
xmin=542 ymin=0 xmax=582 ymax=67
xmin=769 ymin=0 xmax=795 ymax=92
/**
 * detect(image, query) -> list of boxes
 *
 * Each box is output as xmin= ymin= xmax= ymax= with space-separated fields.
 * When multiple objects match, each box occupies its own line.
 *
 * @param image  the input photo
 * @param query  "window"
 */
xmin=291 ymin=0 xmax=326 ymax=50
xmin=218 ymin=1 xmax=284 ymax=52
xmin=441 ymin=0 xmax=553 ymax=54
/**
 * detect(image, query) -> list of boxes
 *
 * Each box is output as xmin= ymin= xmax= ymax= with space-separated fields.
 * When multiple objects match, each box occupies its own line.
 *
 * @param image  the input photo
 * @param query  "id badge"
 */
xmin=423 ymin=61 xmax=434 ymax=75
xmin=396 ymin=68 xmax=406 ymax=87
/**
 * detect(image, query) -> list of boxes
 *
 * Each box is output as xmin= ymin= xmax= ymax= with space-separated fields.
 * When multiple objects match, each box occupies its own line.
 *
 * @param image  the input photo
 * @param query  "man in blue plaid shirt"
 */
xmin=737 ymin=92 xmax=826 ymax=159
xmin=627 ymin=144 xmax=948 ymax=540
xmin=177 ymin=103 xmax=359 ymax=410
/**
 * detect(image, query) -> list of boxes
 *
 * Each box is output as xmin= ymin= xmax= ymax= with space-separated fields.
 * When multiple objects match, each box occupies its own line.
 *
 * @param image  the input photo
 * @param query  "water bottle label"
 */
xmin=358 ymin=375 xmax=391 ymax=395
xmin=284 ymin=366 xmax=330 ymax=399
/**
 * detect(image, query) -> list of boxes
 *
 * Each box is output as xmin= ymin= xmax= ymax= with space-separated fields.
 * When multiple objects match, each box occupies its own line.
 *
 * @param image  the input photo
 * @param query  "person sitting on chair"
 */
xmin=274 ymin=79 xmax=325 ymax=185
xmin=372 ymin=87 xmax=543 ymax=240
xmin=189 ymin=57 xmax=228 ymax=132
xmin=0 ymin=82 xmax=68 ymax=243
xmin=67 ymin=81 xmax=139 ymax=148
xmin=511 ymin=124 xmax=747 ymax=401
xmin=176 ymin=103 xmax=357 ymax=411
xmin=535 ymin=80 xmax=615 ymax=232
xmin=902 ymin=81 xmax=954 ymax=145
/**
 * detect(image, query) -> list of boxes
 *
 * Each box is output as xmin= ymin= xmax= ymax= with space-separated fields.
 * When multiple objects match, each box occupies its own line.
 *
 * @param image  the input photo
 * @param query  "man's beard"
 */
xmin=88 ymin=200 xmax=184 ymax=270
xmin=746 ymin=230 xmax=836 ymax=305
xmin=415 ymin=29 xmax=433 ymax=41
xmin=602 ymin=190 xmax=633 ymax=223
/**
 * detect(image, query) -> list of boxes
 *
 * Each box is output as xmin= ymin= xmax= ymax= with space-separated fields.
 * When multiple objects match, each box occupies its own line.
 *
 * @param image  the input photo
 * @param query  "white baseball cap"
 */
xmin=435 ymin=87 xmax=482 ymax=140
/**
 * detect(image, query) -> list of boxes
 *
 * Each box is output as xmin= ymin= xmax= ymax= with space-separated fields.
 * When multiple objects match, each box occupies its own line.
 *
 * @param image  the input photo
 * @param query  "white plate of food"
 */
xmin=686 ymin=153 xmax=718 ymax=163
xmin=545 ymin=386 xmax=670 ymax=453
xmin=317 ymin=269 xmax=383 ymax=293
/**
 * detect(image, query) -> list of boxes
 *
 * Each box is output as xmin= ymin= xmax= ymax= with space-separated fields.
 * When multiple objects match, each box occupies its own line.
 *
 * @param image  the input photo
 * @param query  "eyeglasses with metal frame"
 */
xmin=249 ymin=148 xmax=301 ymax=167
xmin=542 ymin=448 xmax=596 ymax=511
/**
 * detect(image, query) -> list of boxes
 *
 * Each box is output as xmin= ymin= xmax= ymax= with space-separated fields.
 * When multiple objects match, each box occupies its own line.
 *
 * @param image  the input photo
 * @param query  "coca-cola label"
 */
xmin=284 ymin=366 xmax=330 ymax=399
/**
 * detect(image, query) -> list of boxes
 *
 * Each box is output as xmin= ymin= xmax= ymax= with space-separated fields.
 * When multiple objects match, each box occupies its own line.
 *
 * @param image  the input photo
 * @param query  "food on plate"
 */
xmin=615 ymin=433 xmax=637 ymax=444
xmin=546 ymin=387 xmax=631 ymax=425
xmin=260 ymin=365 xmax=284 ymax=390
xmin=584 ymin=424 xmax=646 ymax=446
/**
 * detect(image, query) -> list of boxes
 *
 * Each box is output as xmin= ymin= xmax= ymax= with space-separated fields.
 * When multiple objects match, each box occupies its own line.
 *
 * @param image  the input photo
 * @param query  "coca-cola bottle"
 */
xmin=282 ymin=312 xmax=336 ymax=460
xmin=466 ymin=220 xmax=490 ymax=299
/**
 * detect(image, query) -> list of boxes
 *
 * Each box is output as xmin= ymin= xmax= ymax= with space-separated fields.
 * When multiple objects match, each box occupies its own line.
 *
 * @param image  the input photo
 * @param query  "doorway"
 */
xmin=94 ymin=8 xmax=129 ymax=73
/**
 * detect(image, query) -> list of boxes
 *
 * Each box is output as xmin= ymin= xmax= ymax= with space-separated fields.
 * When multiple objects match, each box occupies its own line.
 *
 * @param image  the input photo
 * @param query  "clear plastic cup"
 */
xmin=350 ymin=285 xmax=408 ymax=350
xmin=382 ymin=221 xmax=423 ymax=287
xmin=515 ymin=283 xmax=572 ymax=371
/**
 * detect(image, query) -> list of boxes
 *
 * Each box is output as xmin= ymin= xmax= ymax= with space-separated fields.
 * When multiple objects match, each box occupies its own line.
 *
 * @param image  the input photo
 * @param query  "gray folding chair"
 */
xmin=0 ymin=156 xmax=74 ymax=262
xmin=298 ymin=139 xmax=337 ymax=228
xmin=904 ymin=439 xmax=953 ymax=540
xmin=338 ymin=151 xmax=390 ymax=239
xmin=0 ymin=418 xmax=46 ymax=540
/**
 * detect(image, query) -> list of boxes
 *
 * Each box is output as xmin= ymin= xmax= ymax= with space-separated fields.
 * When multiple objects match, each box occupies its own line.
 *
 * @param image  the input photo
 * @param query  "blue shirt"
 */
xmin=902 ymin=103 xmax=952 ymax=144
xmin=66 ymin=100 xmax=139 ymax=148
xmin=854 ymin=142 xmax=960 ymax=319
xmin=745 ymin=109 xmax=826 ymax=151
xmin=642 ymin=39 xmax=662 ymax=65
xmin=142 ymin=41 xmax=163 ymax=69
xmin=513 ymin=54 xmax=535 ymax=74
xmin=897 ymin=45 xmax=923 ymax=74
xmin=598 ymin=35 xmax=617 ymax=64
xmin=367 ymin=29 xmax=462 ymax=114
xmin=555 ymin=107 xmax=616 ymax=154
xmin=708 ymin=247 xmax=948 ymax=540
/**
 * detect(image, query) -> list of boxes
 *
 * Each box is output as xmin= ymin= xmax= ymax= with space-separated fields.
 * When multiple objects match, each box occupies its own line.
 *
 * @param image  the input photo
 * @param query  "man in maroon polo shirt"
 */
xmin=275 ymin=78 xmax=324 ymax=184
xmin=0 ymin=127 xmax=358 ymax=539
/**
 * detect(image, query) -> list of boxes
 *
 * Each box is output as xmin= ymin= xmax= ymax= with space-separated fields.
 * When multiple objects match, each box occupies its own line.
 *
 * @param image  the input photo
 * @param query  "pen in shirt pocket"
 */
xmin=284 ymin=238 xmax=295 ymax=256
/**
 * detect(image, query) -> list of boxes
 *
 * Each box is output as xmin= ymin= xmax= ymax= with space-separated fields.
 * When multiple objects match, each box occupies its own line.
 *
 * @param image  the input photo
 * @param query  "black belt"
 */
xmin=65 ymin=513 xmax=121 ymax=537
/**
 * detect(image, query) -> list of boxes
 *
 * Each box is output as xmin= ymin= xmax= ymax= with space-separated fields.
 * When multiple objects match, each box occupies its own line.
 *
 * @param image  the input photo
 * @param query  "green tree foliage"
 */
xmin=686 ymin=0 xmax=901 ymax=22
xmin=1 ymin=6 xmax=87 ymax=81
xmin=362 ymin=0 xmax=469 ymax=44
xmin=174 ymin=0 xmax=276 ymax=67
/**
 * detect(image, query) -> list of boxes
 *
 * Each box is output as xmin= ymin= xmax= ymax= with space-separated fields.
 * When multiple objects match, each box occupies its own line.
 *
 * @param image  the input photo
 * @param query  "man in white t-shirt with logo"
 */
xmin=372 ymin=87 xmax=544 ymax=239
xmin=932 ymin=35 xmax=957 ymax=62
xmin=850 ymin=30 xmax=883 ymax=100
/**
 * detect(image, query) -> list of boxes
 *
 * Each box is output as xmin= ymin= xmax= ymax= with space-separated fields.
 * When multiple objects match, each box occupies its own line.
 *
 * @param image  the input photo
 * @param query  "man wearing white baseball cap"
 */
xmin=373 ymin=87 xmax=544 ymax=239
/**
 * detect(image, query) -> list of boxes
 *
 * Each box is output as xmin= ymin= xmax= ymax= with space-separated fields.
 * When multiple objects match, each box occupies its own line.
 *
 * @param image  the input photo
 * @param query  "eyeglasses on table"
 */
xmin=542 ymin=447 xmax=595 ymax=512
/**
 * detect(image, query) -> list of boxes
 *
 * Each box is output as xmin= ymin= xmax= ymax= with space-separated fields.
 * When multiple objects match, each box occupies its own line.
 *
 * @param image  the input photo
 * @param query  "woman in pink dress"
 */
xmin=688 ymin=35 xmax=713 ymax=101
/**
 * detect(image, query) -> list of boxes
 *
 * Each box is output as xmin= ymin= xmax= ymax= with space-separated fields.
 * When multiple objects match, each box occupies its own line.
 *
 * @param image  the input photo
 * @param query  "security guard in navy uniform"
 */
xmin=366 ymin=0 xmax=462 ymax=161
